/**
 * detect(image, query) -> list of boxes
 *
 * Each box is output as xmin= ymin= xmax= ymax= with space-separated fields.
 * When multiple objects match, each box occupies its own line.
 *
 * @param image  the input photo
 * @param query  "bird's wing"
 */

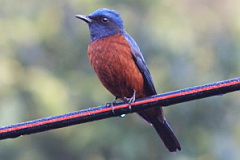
xmin=123 ymin=32 xmax=157 ymax=95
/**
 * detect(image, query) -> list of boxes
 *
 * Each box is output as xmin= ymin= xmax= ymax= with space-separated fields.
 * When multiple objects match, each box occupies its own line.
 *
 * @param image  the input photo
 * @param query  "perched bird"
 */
xmin=76 ymin=8 xmax=181 ymax=152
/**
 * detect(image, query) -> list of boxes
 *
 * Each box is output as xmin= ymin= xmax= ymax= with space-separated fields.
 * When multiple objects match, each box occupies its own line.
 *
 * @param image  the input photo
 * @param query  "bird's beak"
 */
xmin=75 ymin=15 xmax=92 ymax=23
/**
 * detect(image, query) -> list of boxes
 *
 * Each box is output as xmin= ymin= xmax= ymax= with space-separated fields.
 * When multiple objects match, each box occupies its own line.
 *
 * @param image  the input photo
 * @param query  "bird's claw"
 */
xmin=106 ymin=97 xmax=118 ymax=115
xmin=123 ymin=90 xmax=136 ymax=112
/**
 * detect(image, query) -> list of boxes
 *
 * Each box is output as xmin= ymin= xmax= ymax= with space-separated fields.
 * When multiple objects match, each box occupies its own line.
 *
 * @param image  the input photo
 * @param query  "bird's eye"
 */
xmin=101 ymin=17 xmax=109 ymax=23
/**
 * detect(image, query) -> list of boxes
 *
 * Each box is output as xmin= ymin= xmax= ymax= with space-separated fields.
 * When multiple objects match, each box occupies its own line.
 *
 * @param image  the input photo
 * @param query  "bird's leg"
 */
xmin=123 ymin=90 xmax=136 ymax=103
xmin=111 ymin=96 xmax=118 ymax=104
xmin=106 ymin=97 xmax=118 ymax=115
xmin=123 ymin=90 xmax=136 ymax=112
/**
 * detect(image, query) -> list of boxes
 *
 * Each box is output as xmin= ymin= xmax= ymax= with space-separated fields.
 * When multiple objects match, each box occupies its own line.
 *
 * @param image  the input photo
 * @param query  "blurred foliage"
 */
xmin=1 ymin=0 xmax=240 ymax=160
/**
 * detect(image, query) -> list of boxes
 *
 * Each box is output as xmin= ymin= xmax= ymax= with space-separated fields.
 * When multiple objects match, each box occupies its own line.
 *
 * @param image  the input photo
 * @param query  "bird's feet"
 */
xmin=106 ymin=97 xmax=118 ymax=115
xmin=123 ymin=90 xmax=136 ymax=112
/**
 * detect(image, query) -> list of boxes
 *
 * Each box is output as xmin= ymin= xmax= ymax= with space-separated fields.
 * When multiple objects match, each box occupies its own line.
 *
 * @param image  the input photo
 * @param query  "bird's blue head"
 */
xmin=76 ymin=8 xmax=124 ymax=42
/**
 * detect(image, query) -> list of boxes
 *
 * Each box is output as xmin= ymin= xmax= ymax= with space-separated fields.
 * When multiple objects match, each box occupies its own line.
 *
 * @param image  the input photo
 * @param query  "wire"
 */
xmin=0 ymin=77 xmax=240 ymax=140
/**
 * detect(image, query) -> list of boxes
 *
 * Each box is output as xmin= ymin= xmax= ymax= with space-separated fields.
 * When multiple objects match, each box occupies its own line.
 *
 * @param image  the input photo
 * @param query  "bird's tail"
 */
xmin=151 ymin=118 xmax=181 ymax=152
xmin=138 ymin=107 xmax=181 ymax=152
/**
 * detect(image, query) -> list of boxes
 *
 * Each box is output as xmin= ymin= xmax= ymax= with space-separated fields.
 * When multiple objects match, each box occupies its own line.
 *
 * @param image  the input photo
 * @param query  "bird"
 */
xmin=75 ymin=8 xmax=181 ymax=152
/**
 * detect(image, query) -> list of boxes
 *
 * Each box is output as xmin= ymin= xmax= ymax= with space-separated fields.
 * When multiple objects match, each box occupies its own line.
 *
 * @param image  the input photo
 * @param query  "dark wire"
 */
xmin=0 ymin=77 xmax=240 ymax=140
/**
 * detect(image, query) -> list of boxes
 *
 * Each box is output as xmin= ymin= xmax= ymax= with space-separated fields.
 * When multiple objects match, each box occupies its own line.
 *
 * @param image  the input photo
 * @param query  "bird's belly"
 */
xmin=88 ymin=34 xmax=145 ymax=99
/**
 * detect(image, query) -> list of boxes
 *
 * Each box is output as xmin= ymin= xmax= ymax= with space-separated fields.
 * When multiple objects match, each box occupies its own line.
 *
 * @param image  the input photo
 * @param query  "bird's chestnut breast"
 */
xmin=88 ymin=33 xmax=145 ymax=99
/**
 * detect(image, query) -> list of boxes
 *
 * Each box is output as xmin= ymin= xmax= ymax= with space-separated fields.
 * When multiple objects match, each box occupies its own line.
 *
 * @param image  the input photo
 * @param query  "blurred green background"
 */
xmin=1 ymin=0 xmax=240 ymax=159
